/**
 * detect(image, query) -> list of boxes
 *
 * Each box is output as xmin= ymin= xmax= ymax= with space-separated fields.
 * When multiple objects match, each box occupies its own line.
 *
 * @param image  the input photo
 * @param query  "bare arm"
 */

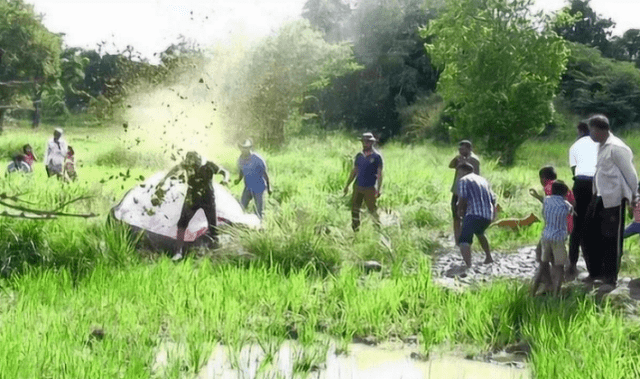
xmin=343 ymin=167 xmax=357 ymax=195
xmin=263 ymin=170 xmax=272 ymax=194
xmin=218 ymin=168 xmax=230 ymax=185
xmin=529 ymin=188 xmax=544 ymax=203
xmin=448 ymin=156 xmax=460 ymax=169
xmin=457 ymin=197 xmax=468 ymax=219
xmin=376 ymin=167 xmax=383 ymax=196
xmin=235 ymin=171 xmax=244 ymax=185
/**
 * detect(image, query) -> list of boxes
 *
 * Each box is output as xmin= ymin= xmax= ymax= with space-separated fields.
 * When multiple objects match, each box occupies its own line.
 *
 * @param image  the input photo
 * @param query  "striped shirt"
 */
xmin=457 ymin=173 xmax=496 ymax=220
xmin=542 ymin=195 xmax=573 ymax=241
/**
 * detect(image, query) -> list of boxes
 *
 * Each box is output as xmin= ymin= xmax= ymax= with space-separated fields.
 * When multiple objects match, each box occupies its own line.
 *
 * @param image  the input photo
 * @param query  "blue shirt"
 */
xmin=355 ymin=150 xmax=383 ymax=188
xmin=238 ymin=153 xmax=267 ymax=193
xmin=542 ymin=195 xmax=573 ymax=241
xmin=457 ymin=173 xmax=496 ymax=220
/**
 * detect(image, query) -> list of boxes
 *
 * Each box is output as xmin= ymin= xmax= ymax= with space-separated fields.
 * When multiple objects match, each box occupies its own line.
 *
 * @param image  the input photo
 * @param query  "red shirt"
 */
xmin=24 ymin=152 xmax=35 ymax=167
xmin=543 ymin=179 xmax=574 ymax=233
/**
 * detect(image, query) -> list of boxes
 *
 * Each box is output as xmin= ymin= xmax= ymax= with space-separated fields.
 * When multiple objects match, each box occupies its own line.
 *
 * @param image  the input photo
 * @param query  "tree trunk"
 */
xmin=0 ymin=108 xmax=5 ymax=134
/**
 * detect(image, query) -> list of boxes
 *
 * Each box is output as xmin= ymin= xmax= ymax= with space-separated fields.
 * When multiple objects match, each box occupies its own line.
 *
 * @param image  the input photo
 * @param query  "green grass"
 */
xmin=2 ymin=122 xmax=640 ymax=377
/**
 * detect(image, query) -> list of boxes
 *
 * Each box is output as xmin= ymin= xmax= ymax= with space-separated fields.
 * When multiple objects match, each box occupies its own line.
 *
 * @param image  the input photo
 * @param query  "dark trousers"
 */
xmin=568 ymin=178 xmax=593 ymax=266
xmin=177 ymin=194 xmax=217 ymax=240
xmin=584 ymin=197 xmax=625 ymax=284
xmin=351 ymin=186 xmax=380 ymax=231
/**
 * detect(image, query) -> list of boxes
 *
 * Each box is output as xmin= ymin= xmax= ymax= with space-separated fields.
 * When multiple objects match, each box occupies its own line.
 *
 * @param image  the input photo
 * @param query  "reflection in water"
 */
xmin=183 ymin=342 xmax=531 ymax=379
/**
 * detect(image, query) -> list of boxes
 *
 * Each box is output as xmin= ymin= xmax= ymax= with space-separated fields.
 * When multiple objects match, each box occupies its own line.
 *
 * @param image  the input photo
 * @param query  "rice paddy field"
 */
xmin=1 ymin=122 xmax=640 ymax=378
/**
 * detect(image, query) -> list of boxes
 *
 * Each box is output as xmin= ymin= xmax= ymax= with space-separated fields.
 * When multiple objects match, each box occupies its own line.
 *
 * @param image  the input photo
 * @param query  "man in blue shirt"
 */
xmin=343 ymin=132 xmax=383 ymax=232
xmin=235 ymin=139 xmax=271 ymax=219
xmin=456 ymin=162 xmax=496 ymax=267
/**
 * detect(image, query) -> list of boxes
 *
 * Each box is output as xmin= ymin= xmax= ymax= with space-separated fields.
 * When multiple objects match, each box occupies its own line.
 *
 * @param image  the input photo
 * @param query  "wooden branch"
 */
xmin=0 ymin=195 xmax=98 ymax=219
xmin=52 ymin=196 xmax=94 ymax=212
xmin=0 ymin=192 xmax=37 ymax=205
xmin=0 ymin=211 xmax=56 ymax=220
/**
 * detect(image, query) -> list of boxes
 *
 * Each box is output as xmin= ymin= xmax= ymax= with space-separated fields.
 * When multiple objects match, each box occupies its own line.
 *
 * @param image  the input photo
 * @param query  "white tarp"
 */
xmin=112 ymin=172 xmax=260 ymax=243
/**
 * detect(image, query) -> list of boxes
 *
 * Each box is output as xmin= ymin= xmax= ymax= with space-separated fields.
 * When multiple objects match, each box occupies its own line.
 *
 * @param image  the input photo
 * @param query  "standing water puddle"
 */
xmin=154 ymin=341 xmax=530 ymax=379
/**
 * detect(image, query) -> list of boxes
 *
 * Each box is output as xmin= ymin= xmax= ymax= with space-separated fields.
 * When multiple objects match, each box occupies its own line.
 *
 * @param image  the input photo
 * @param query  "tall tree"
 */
xmin=560 ymin=42 xmax=640 ymax=128
xmin=307 ymin=0 xmax=441 ymax=139
xmin=0 ymin=0 xmax=61 ymax=131
xmin=553 ymin=0 xmax=614 ymax=56
xmin=240 ymin=20 xmax=361 ymax=146
xmin=424 ymin=0 xmax=568 ymax=165
xmin=302 ymin=0 xmax=352 ymax=42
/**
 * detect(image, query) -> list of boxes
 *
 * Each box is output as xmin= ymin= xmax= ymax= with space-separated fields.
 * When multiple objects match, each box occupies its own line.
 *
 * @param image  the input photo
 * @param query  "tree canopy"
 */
xmin=423 ymin=0 xmax=568 ymax=165
xmin=230 ymin=20 xmax=361 ymax=146
xmin=0 ymin=0 xmax=62 ymax=128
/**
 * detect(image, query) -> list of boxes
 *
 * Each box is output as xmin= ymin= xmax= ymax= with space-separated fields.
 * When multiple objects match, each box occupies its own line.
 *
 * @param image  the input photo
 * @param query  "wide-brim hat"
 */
xmin=54 ymin=127 xmax=63 ymax=134
xmin=361 ymin=132 xmax=376 ymax=142
xmin=238 ymin=139 xmax=253 ymax=148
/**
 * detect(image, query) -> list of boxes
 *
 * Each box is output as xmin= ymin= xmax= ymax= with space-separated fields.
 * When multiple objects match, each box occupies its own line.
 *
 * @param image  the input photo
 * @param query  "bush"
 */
xmin=399 ymin=94 xmax=445 ymax=142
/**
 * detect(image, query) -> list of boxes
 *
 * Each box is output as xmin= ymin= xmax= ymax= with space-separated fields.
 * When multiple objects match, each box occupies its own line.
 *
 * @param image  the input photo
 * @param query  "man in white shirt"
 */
xmin=44 ymin=127 xmax=68 ymax=178
xmin=567 ymin=121 xmax=598 ymax=278
xmin=584 ymin=115 xmax=638 ymax=286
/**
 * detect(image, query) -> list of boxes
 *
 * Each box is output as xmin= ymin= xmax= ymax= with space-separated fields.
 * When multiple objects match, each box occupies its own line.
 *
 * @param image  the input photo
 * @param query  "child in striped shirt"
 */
xmin=531 ymin=181 xmax=573 ymax=296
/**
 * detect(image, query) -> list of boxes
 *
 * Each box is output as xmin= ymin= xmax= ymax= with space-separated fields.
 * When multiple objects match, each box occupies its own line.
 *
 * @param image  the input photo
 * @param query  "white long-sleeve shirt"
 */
xmin=44 ymin=137 xmax=68 ymax=167
xmin=594 ymin=133 xmax=638 ymax=208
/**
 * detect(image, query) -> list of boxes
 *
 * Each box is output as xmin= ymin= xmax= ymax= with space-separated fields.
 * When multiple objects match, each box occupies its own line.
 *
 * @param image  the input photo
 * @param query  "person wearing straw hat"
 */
xmin=235 ymin=139 xmax=271 ymax=219
xmin=44 ymin=127 xmax=68 ymax=178
xmin=343 ymin=132 xmax=383 ymax=232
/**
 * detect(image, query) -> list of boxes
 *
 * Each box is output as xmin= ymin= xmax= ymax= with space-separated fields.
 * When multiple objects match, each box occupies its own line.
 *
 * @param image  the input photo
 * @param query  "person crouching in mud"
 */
xmin=155 ymin=151 xmax=229 ymax=260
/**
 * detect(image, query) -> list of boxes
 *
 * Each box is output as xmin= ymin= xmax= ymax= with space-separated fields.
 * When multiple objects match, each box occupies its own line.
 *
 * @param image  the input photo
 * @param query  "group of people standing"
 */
xmin=6 ymin=127 xmax=77 ymax=181
xmin=440 ymin=114 xmax=638 ymax=293
xmin=338 ymin=114 xmax=637 ymax=293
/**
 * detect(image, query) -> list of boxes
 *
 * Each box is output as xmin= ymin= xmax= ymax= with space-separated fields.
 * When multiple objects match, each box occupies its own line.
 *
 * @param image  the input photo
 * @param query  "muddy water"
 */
xmin=184 ymin=342 xmax=530 ymax=379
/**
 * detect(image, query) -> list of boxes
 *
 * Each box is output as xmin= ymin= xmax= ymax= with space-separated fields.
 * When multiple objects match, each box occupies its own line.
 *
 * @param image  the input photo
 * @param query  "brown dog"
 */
xmin=491 ymin=213 xmax=540 ymax=230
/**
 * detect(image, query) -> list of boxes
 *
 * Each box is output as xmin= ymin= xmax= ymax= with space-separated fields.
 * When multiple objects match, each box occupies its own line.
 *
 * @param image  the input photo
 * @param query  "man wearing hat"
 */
xmin=343 ymin=132 xmax=383 ymax=231
xmin=44 ymin=127 xmax=68 ymax=178
xmin=235 ymin=139 xmax=271 ymax=219
xmin=449 ymin=140 xmax=480 ymax=244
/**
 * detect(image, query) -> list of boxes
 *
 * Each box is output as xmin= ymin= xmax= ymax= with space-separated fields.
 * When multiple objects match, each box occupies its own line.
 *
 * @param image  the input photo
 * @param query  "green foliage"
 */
xmin=560 ymin=42 xmax=640 ymax=128
xmin=302 ymin=0 xmax=351 ymax=41
xmin=398 ymin=93 xmax=446 ymax=141
xmin=423 ymin=0 xmax=569 ymax=165
xmin=93 ymin=145 xmax=166 ymax=168
xmin=552 ymin=0 xmax=615 ymax=56
xmin=305 ymin=0 xmax=442 ymax=139
xmin=0 ymin=0 xmax=62 ymax=127
xmin=233 ymin=20 xmax=361 ymax=146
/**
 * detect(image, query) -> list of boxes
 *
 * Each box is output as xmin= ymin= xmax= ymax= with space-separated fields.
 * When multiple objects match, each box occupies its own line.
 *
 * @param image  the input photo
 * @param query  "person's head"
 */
xmin=576 ymin=121 xmax=589 ymax=137
xmin=53 ymin=127 xmax=63 ymax=140
xmin=458 ymin=140 xmax=472 ymax=157
xmin=23 ymin=144 xmax=32 ymax=154
xmin=587 ymin=114 xmax=610 ymax=143
xmin=361 ymin=132 xmax=376 ymax=150
xmin=67 ymin=146 xmax=74 ymax=156
xmin=184 ymin=151 xmax=202 ymax=169
xmin=238 ymin=139 xmax=253 ymax=156
xmin=457 ymin=162 xmax=475 ymax=178
xmin=551 ymin=180 xmax=569 ymax=198
xmin=538 ymin=166 xmax=557 ymax=186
